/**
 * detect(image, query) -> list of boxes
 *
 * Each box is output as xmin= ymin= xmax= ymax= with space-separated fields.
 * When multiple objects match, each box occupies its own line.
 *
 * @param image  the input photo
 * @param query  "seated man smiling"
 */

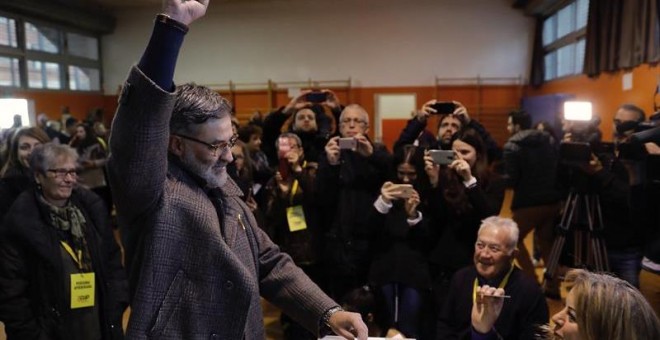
xmin=437 ymin=216 xmax=548 ymax=340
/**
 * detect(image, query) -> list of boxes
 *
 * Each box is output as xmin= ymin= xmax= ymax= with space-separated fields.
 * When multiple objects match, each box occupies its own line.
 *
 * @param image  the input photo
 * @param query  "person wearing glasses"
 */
xmin=0 ymin=127 xmax=50 ymax=219
xmin=0 ymin=143 xmax=129 ymax=340
xmin=316 ymin=104 xmax=392 ymax=302
xmin=106 ymin=1 xmax=367 ymax=339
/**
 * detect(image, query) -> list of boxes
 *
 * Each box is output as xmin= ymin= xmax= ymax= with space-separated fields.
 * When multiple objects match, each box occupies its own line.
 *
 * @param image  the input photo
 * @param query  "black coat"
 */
xmin=426 ymin=175 xmax=506 ymax=275
xmin=503 ymin=129 xmax=561 ymax=210
xmin=316 ymin=144 xmax=392 ymax=278
xmin=0 ymin=188 xmax=129 ymax=340
xmin=367 ymin=201 xmax=432 ymax=291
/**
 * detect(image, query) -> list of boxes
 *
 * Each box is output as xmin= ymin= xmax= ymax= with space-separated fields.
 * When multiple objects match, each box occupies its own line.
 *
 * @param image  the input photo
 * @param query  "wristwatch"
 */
xmin=155 ymin=13 xmax=189 ymax=34
xmin=321 ymin=306 xmax=343 ymax=327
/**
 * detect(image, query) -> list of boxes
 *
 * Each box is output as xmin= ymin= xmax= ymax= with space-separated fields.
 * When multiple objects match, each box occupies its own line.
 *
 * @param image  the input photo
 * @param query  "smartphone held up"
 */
xmin=429 ymin=149 xmax=455 ymax=165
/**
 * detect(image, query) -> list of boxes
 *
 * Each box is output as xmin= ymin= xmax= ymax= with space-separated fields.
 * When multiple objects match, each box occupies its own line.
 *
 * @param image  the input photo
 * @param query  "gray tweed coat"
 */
xmin=107 ymin=67 xmax=336 ymax=339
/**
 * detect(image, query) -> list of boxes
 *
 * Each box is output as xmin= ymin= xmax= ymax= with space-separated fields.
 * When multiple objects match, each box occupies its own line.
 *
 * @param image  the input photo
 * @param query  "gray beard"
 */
xmin=181 ymin=151 xmax=226 ymax=188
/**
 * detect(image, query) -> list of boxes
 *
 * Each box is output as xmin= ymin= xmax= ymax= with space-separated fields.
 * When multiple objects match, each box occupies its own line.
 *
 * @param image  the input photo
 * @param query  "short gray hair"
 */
xmin=29 ymin=143 xmax=79 ymax=175
xmin=170 ymin=83 xmax=233 ymax=135
xmin=478 ymin=216 xmax=519 ymax=250
xmin=339 ymin=104 xmax=369 ymax=126
xmin=275 ymin=132 xmax=303 ymax=149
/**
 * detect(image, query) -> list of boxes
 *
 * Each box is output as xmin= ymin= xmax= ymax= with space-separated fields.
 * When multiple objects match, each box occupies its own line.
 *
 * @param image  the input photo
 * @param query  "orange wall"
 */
xmin=12 ymin=90 xmax=113 ymax=126
xmin=526 ymin=64 xmax=659 ymax=141
xmin=16 ymin=84 xmax=522 ymax=151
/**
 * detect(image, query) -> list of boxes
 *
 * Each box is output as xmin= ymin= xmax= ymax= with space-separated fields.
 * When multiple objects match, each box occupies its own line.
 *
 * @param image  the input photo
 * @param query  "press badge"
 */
xmin=286 ymin=205 xmax=307 ymax=232
xmin=70 ymin=272 xmax=95 ymax=309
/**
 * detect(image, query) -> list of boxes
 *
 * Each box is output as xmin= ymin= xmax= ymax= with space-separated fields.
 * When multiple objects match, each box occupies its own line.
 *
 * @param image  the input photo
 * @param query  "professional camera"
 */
xmin=560 ymin=101 xmax=602 ymax=165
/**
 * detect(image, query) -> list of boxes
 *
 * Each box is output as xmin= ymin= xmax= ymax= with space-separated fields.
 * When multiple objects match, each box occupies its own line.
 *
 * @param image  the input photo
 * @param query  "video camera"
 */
xmin=560 ymin=101 xmax=601 ymax=165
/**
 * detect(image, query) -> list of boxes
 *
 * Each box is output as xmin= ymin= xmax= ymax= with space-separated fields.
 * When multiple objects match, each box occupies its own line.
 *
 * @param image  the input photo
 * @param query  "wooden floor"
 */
xmin=0 ymin=190 xmax=564 ymax=339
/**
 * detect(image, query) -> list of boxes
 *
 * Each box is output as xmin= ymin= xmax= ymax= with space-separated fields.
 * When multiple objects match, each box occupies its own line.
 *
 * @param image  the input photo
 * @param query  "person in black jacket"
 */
xmin=262 ymin=89 xmax=340 ymax=166
xmin=503 ymin=110 xmax=561 ymax=292
xmin=0 ymin=127 xmax=50 ymax=219
xmin=0 ymin=143 xmax=128 ymax=340
xmin=436 ymin=216 xmax=549 ymax=340
xmin=317 ymin=104 xmax=392 ymax=301
xmin=394 ymin=100 xmax=501 ymax=164
xmin=367 ymin=145 xmax=430 ymax=338
xmin=424 ymin=128 xmax=505 ymax=312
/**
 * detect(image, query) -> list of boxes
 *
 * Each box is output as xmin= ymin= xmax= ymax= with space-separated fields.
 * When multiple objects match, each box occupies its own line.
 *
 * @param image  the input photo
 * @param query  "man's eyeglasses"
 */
xmin=174 ymin=133 xmax=238 ymax=156
xmin=340 ymin=118 xmax=367 ymax=126
xmin=47 ymin=168 xmax=79 ymax=179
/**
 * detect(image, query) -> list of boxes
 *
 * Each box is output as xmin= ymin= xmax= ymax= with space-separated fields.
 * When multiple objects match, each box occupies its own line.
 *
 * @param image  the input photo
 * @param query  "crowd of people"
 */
xmin=0 ymin=0 xmax=658 ymax=339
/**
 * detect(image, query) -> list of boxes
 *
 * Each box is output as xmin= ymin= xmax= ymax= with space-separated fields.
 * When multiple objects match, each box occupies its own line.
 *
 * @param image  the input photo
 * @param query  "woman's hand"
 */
xmin=404 ymin=190 xmax=420 ymax=219
xmin=424 ymin=150 xmax=440 ymax=188
xmin=449 ymin=158 xmax=472 ymax=182
xmin=380 ymin=181 xmax=398 ymax=204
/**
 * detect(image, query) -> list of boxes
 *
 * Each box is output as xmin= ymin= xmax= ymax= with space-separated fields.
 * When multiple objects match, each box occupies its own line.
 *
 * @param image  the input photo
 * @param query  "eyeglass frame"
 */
xmin=340 ymin=117 xmax=367 ymax=126
xmin=173 ymin=133 xmax=239 ymax=156
xmin=46 ymin=168 xmax=79 ymax=179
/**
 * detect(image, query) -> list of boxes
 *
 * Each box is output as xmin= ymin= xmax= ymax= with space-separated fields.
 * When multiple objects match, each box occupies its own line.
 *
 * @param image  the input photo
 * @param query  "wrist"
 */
xmin=155 ymin=13 xmax=189 ymax=34
xmin=321 ymin=306 xmax=343 ymax=327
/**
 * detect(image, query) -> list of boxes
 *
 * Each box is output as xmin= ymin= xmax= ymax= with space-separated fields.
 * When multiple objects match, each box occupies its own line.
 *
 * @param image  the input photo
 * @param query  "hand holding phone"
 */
xmin=338 ymin=137 xmax=357 ymax=150
xmin=305 ymin=91 xmax=328 ymax=103
xmin=391 ymin=184 xmax=414 ymax=199
xmin=430 ymin=102 xmax=457 ymax=115
xmin=429 ymin=149 xmax=455 ymax=165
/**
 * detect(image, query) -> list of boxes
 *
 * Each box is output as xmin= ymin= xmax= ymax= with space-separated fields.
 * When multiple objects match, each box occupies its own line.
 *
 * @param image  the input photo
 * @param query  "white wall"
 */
xmin=102 ymin=0 xmax=534 ymax=94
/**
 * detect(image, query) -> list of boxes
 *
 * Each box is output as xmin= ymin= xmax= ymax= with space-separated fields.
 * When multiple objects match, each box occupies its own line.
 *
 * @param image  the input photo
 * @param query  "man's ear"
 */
xmin=511 ymin=247 xmax=519 ymax=259
xmin=367 ymin=312 xmax=374 ymax=323
xmin=169 ymin=135 xmax=185 ymax=157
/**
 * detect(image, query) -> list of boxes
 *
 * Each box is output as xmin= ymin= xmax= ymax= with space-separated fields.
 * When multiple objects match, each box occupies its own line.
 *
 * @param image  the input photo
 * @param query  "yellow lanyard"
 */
xmin=473 ymin=264 xmax=515 ymax=303
xmin=288 ymin=161 xmax=306 ymax=205
xmin=60 ymin=241 xmax=83 ymax=271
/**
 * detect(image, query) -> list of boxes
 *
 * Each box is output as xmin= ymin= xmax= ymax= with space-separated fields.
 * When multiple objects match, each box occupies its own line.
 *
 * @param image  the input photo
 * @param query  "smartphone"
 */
xmin=429 ymin=149 xmax=455 ymax=165
xmin=430 ymin=102 xmax=457 ymax=115
xmin=277 ymin=137 xmax=292 ymax=180
xmin=391 ymin=184 xmax=414 ymax=199
xmin=305 ymin=91 xmax=328 ymax=103
xmin=338 ymin=137 xmax=357 ymax=149
xmin=278 ymin=158 xmax=290 ymax=181
xmin=278 ymin=137 xmax=291 ymax=158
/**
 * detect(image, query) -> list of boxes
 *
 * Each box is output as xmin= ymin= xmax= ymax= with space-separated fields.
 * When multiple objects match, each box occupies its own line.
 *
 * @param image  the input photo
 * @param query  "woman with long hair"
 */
xmin=0 ymin=127 xmax=50 ymax=218
xmin=424 ymin=128 xmax=506 ymax=309
xmin=367 ymin=145 xmax=431 ymax=338
xmin=548 ymin=269 xmax=660 ymax=340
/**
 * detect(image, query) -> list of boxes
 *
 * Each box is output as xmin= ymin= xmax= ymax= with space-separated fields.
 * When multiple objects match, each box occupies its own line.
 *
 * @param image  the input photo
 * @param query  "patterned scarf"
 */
xmin=37 ymin=193 xmax=93 ymax=271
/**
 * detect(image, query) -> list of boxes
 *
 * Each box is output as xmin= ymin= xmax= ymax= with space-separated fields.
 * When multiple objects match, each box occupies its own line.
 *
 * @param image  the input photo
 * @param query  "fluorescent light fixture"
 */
xmin=564 ymin=101 xmax=593 ymax=121
xmin=0 ymin=99 xmax=31 ymax=129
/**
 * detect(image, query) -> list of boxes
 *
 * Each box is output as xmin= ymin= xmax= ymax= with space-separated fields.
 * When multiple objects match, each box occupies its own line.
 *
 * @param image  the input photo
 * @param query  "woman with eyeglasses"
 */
xmin=0 ymin=143 xmax=128 ymax=340
xmin=0 ymin=127 xmax=50 ymax=218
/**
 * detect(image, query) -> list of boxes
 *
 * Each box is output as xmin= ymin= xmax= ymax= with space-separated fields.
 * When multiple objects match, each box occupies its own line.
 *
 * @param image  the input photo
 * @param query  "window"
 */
xmin=0 ymin=17 xmax=17 ymax=47
xmin=542 ymin=0 xmax=589 ymax=81
xmin=27 ymin=60 xmax=60 ymax=89
xmin=67 ymin=32 xmax=98 ymax=60
xmin=69 ymin=65 xmax=100 ymax=91
xmin=0 ymin=13 xmax=102 ymax=91
xmin=0 ymin=56 xmax=20 ymax=87
xmin=25 ymin=22 xmax=60 ymax=54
